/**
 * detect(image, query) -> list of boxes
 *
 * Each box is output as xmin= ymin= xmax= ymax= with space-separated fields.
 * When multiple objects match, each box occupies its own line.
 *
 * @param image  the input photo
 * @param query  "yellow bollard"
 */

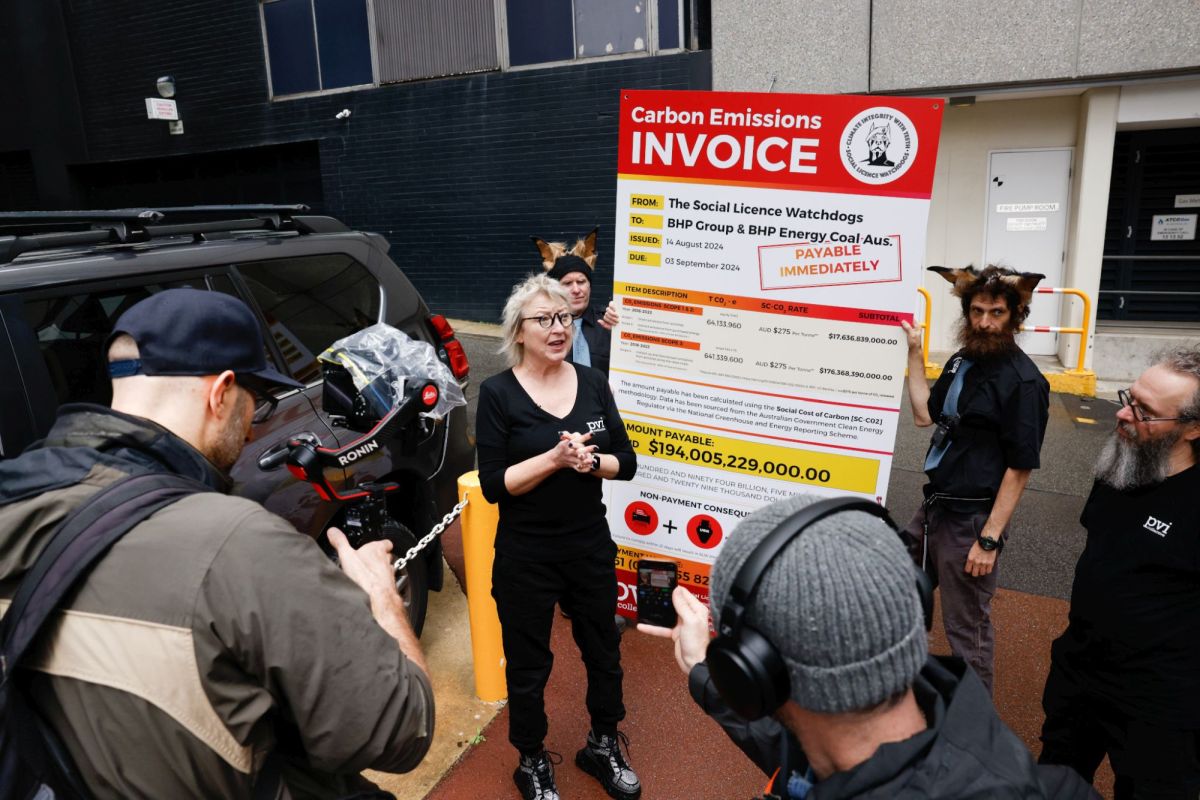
xmin=457 ymin=471 xmax=507 ymax=702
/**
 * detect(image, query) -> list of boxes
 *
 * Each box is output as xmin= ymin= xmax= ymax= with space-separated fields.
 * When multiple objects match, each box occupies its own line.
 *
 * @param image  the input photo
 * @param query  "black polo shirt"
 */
xmin=924 ymin=349 xmax=1049 ymax=498
xmin=1053 ymin=465 xmax=1200 ymax=728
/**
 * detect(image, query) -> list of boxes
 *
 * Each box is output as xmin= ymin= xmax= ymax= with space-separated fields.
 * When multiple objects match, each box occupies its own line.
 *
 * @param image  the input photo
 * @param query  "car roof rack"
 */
xmin=0 ymin=204 xmax=349 ymax=265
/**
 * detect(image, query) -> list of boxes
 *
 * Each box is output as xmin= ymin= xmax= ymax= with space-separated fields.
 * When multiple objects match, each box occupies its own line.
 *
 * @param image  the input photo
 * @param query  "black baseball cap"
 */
xmin=106 ymin=288 xmax=304 ymax=392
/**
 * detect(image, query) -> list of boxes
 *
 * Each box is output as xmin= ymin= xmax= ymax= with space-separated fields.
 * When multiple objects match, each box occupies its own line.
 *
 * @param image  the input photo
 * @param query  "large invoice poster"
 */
xmin=606 ymin=90 xmax=944 ymax=612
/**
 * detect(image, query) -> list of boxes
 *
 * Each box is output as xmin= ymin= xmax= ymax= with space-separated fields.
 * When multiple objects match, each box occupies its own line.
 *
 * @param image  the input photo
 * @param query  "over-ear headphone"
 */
xmin=705 ymin=497 xmax=933 ymax=720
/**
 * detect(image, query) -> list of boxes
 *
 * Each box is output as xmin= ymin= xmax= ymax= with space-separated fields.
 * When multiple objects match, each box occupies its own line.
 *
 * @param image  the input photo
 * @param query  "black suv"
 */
xmin=0 ymin=205 xmax=473 ymax=634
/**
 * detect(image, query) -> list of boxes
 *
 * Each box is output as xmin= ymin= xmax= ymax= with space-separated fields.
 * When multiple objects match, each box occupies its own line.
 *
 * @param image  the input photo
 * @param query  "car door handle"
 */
xmin=257 ymin=431 xmax=322 ymax=470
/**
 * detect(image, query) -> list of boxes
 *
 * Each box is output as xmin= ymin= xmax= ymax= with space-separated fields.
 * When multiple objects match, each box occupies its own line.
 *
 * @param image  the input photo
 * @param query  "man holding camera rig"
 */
xmin=0 ymin=290 xmax=433 ymax=799
xmin=899 ymin=265 xmax=1049 ymax=695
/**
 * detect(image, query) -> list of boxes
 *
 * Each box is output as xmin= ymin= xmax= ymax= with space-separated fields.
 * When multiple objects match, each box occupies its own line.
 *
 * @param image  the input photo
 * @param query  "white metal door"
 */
xmin=984 ymin=149 xmax=1072 ymax=356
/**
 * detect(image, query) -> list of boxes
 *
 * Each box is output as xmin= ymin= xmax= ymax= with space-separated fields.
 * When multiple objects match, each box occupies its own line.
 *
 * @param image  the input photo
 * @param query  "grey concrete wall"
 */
xmin=1093 ymin=330 xmax=1200 ymax=383
xmin=711 ymin=0 xmax=870 ymax=93
xmin=922 ymin=95 xmax=1081 ymax=353
xmin=871 ymin=0 xmax=1079 ymax=91
xmin=1078 ymin=0 xmax=1200 ymax=77
xmin=714 ymin=0 xmax=1200 ymax=95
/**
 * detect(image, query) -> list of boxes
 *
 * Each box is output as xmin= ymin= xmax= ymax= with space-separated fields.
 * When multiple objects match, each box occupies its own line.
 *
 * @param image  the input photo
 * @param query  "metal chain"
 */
xmin=393 ymin=496 xmax=469 ymax=573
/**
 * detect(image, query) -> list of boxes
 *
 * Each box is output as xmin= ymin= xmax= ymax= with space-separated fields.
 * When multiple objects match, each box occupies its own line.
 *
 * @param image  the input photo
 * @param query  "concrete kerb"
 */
xmin=448 ymin=319 xmax=502 ymax=338
xmin=924 ymin=352 xmax=1097 ymax=397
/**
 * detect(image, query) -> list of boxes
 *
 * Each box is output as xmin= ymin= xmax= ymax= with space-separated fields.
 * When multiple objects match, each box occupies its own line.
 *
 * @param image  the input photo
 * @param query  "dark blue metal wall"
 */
xmin=15 ymin=0 xmax=711 ymax=321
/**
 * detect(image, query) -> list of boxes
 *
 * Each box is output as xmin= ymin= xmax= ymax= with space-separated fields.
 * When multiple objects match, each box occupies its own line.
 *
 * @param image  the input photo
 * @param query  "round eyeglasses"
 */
xmin=521 ymin=312 xmax=573 ymax=329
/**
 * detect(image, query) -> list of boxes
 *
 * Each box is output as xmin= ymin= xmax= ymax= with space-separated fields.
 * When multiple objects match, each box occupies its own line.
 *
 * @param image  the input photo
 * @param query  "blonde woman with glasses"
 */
xmin=476 ymin=273 xmax=640 ymax=800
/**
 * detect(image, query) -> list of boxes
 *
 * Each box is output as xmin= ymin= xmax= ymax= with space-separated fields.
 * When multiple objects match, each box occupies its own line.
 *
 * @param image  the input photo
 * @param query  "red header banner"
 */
xmin=617 ymin=89 xmax=943 ymax=199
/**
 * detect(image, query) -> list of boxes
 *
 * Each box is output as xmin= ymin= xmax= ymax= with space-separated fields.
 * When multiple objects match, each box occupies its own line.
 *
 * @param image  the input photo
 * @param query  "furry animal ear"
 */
xmin=929 ymin=264 xmax=1047 ymax=308
xmin=1013 ymin=271 xmax=1046 ymax=297
xmin=927 ymin=265 xmax=979 ymax=297
xmin=570 ymin=227 xmax=599 ymax=269
xmin=1002 ymin=270 xmax=1046 ymax=309
xmin=532 ymin=235 xmax=566 ymax=271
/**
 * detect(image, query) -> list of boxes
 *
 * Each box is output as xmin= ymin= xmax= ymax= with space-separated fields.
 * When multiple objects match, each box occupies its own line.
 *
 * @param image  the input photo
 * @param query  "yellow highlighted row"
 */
xmin=624 ymin=419 xmax=878 ymax=493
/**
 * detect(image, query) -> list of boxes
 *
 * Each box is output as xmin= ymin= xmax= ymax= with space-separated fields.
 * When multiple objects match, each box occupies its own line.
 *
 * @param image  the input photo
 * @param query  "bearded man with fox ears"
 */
xmin=899 ymin=265 xmax=1050 ymax=696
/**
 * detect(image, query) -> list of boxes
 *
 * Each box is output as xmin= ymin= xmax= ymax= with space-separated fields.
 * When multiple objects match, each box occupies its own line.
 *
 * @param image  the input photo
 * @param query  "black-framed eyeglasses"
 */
xmin=239 ymin=381 xmax=278 ymax=424
xmin=251 ymin=394 xmax=278 ymax=425
xmin=1117 ymin=388 xmax=1196 ymax=424
xmin=521 ymin=312 xmax=573 ymax=329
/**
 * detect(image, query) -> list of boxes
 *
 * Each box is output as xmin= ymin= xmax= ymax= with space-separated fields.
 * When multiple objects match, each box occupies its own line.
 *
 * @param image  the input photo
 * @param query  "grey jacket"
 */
xmin=0 ymin=405 xmax=433 ymax=799
xmin=689 ymin=656 xmax=1098 ymax=799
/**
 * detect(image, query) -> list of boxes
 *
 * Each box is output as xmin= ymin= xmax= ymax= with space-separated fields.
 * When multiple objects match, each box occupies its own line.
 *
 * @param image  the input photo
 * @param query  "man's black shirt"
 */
xmin=925 ymin=349 xmax=1049 ymax=498
xmin=1053 ymin=464 xmax=1200 ymax=728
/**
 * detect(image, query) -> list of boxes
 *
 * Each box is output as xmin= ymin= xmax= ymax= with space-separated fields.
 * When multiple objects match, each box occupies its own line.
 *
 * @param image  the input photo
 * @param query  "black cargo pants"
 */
xmin=491 ymin=541 xmax=625 ymax=754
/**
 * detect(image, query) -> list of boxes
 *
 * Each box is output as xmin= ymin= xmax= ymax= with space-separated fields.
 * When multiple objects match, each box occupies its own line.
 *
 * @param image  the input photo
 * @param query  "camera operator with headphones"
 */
xmin=640 ymin=494 xmax=1096 ymax=799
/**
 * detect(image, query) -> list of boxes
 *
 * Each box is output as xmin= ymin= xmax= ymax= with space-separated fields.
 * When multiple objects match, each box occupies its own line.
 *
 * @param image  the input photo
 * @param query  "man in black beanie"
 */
xmin=640 ymin=493 xmax=1096 ymax=799
xmin=545 ymin=255 xmax=620 ymax=376
xmin=536 ymin=229 xmax=619 ymax=377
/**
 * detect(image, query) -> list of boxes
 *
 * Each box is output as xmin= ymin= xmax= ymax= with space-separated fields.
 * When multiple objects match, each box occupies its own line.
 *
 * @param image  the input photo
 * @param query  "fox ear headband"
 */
xmin=532 ymin=227 xmax=599 ymax=271
xmin=927 ymin=265 xmax=1045 ymax=309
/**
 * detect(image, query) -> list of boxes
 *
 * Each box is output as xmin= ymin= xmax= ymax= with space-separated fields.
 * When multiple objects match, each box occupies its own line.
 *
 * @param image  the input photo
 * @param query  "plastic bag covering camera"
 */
xmin=318 ymin=323 xmax=466 ymax=419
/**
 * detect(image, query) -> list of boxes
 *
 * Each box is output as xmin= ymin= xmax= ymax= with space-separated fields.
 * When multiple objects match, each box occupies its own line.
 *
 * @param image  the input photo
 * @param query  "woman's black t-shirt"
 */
xmin=476 ymin=364 xmax=636 ymax=562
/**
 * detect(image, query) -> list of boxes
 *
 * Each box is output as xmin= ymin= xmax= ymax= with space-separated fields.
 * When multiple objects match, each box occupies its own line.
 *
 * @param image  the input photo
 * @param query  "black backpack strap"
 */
xmin=252 ymin=753 xmax=282 ymax=800
xmin=1 ymin=472 xmax=206 ymax=664
xmin=0 ymin=471 xmax=208 ymax=800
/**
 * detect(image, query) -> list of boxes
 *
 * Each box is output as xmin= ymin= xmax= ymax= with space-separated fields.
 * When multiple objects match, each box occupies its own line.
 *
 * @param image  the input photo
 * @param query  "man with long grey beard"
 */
xmin=1039 ymin=348 xmax=1200 ymax=798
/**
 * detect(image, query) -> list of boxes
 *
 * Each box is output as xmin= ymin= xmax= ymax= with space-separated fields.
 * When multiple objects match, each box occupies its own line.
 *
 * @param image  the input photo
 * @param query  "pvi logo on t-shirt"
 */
xmin=1143 ymin=515 xmax=1173 ymax=537
xmin=586 ymin=419 xmax=606 ymax=434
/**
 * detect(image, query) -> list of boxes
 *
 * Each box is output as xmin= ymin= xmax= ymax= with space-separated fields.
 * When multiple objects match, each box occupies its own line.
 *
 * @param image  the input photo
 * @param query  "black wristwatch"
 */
xmin=977 ymin=534 xmax=1000 ymax=552
xmin=591 ymin=454 xmax=601 ymax=472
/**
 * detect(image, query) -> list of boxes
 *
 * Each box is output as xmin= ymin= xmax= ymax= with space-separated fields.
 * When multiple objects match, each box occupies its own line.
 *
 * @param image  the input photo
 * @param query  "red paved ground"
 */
xmin=436 ymin=531 xmax=1115 ymax=799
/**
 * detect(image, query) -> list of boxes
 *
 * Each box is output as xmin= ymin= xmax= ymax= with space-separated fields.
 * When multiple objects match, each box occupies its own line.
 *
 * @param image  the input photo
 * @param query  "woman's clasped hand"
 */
xmin=554 ymin=432 xmax=596 ymax=472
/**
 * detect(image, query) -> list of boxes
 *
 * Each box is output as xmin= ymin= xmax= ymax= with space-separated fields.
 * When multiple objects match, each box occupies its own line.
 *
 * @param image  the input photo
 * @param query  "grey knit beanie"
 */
xmin=710 ymin=493 xmax=927 ymax=714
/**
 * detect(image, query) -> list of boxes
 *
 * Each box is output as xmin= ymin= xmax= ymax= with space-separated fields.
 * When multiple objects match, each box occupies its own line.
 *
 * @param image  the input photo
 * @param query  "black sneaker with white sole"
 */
xmin=514 ymin=749 xmax=561 ymax=800
xmin=575 ymin=730 xmax=641 ymax=800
